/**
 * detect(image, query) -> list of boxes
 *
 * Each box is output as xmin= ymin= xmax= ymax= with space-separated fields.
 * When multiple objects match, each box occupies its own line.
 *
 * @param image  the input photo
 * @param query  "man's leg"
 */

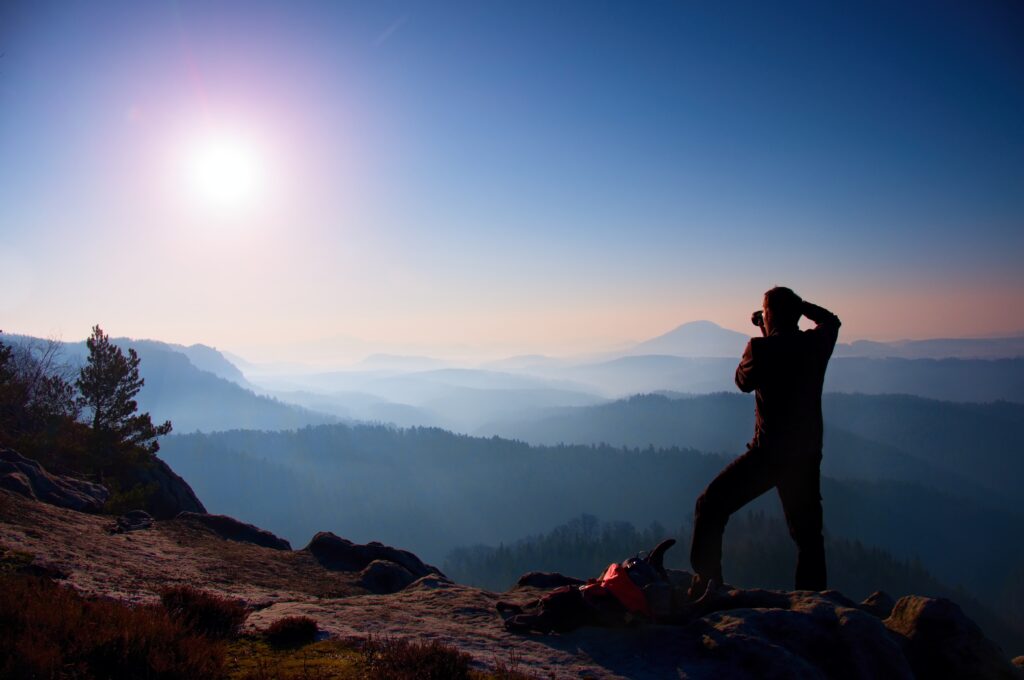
xmin=777 ymin=452 xmax=826 ymax=591
xmin=690 ymin=447 xmax=781 ymax=586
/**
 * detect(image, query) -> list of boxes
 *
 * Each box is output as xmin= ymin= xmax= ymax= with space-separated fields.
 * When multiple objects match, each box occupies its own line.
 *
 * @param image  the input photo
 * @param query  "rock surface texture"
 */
xmin=0 ymin=448 xmax=110 ymax=512
xmin=131 ymin=456 xmax=206 ymax=519
xmin=304 ymin=531 xmax=443 ymax=579
xmin=175 ymin=511 xmax=291 ymax=550
xmin=1 ymin=490 xmax=1021 ymax=679
xmin=0 ymin=448 xmax=203 ymax=519
xmin=114 ymin=509 xmax=154 ymax=533
xmin=885 ymin=595 xmax=1022 ymax=680
xmin=358 ymin=559 xmax=419 ymax=594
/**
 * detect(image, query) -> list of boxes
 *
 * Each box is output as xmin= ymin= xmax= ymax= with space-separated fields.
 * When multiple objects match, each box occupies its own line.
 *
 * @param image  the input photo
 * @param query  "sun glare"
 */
xmin=181 ymin=128 xmax=266 ymax=216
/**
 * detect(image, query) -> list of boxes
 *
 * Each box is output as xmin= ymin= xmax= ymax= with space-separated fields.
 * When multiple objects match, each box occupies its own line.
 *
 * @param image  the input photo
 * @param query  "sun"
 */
xmin=181 ymin=127 xmax=267 ymax=216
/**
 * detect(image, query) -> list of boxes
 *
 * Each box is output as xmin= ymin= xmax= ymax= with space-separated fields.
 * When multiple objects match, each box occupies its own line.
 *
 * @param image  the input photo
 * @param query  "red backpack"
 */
xmin=498 ymin=539 xmax=676 ymax=634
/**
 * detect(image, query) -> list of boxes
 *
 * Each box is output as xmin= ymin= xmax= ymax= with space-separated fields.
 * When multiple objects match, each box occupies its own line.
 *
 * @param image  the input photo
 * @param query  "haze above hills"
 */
xmin=5 ymin=320 xmax=1024 ymax=434
xmin=233 ymin=320 xmax=1024 ymax=373
xmin=625 ymin=320 xmax=1024 ymax=361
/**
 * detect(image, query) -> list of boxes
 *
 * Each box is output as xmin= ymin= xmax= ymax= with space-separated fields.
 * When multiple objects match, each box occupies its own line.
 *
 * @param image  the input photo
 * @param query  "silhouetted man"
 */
xmin=689 ymin=287 xmax=840 ymax=596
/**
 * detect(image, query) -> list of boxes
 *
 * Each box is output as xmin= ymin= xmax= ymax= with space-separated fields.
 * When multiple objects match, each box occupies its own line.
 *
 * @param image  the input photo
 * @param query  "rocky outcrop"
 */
xmin=304 ymin=532 xmax=443 ymax=583
xmin=860 ymin=590 xmax=896 ymax=619
xmin=502 ymin=570 xmax=1023 ymax=678
xmin=175 ymin=512 xmax=291 ymax=550
xmin=2 ymin=489 xmax=1021 ymax=679
xmin=359 ymin=559 xmax=418 ymax=594
xmin=691 ymin=590 xmax=915 ymax=679
xmin=0 ymin=471 xmax=34 ymax=498
xmin=0 ymin=448 xmax=202 ymax=520
xmin=0 ymin=448 xmax=110 ymax=512
xmin=884 ymin=595 xmax=1022 ymax=680
xmin=128 ymin=456 xmax=206 ymax=519
xmin=114 ymin=510 xmax=154 ymax=533
xmin=696 ymin=591 xmax=1018 ymax=679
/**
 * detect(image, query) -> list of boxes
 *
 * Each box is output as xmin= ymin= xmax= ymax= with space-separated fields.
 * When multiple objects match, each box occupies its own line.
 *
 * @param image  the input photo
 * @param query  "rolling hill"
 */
xmin=3 ymin=334 xmax=334 ymax=433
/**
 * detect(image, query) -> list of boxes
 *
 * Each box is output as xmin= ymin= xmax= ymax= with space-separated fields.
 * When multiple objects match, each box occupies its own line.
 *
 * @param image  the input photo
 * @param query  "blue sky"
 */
xmin=1 ymin=0 xmax=1022 ymax=360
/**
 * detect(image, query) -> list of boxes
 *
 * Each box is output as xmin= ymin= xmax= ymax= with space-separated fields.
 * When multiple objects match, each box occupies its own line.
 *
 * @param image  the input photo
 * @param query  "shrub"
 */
xmin=0 ymin=572 xmax=224 ymax=679
xmin=103 ymin=480 xmax=159 ymax=515
xmin=362 ymin=635 xmax=472 ymax=680
xmin=160 ymin=584 xmax=249 ymax=638
xmin=265 ymin=615 xmax=320 ymax=649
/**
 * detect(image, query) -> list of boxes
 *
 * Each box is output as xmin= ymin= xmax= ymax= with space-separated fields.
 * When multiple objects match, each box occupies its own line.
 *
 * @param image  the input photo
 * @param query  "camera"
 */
xmin=751 ymin=310 xmax=764 ymax=327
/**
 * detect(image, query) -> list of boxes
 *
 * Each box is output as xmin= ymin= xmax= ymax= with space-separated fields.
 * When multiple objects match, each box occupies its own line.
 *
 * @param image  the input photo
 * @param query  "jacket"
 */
xmin=735 ymin=302 xmax=841 ymax=451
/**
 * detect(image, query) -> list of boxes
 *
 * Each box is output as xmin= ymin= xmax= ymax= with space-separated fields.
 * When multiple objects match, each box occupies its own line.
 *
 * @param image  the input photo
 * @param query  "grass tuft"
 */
xmin=362 ymin=635 xmax=473 ymax=680
xmin=160 ymin=584 xmax=249 ymax=638
xmin=266 ymin=615 xmax=320 ymax=649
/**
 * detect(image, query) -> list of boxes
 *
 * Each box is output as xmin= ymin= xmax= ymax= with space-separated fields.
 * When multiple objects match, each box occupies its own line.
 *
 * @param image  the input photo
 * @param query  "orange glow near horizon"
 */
xmin=6 ymin=280 xmax=1022 ymax=367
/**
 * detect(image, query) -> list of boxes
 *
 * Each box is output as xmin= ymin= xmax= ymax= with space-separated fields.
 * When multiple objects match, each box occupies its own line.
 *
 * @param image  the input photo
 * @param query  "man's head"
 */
xmin=763 ymin=286 xmax=803 ymax=334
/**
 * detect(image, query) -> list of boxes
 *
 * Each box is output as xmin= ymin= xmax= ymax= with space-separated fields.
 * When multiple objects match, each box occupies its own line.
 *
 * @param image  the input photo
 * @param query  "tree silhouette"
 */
xmin=76 ymin=325 xmax=171 ymax=453
xmin=0 ymin=334 xmax=78 ymax=446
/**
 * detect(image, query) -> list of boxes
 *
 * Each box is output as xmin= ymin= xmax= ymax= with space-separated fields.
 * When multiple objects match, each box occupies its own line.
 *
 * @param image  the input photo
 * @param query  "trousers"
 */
xmin=690 ymin=445 xmax=826 ymax=591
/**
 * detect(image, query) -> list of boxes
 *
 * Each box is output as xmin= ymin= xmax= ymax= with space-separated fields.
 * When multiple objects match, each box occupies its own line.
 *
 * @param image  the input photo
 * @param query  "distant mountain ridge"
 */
xmin=2 ymin=333 xmax=334 ymax=433
xmin=481 ymin=391 xmax=1023 ymax=512
xmin=834 ymin=335 xmax=1024 ymax=359
xmin=168 ymin=343 xmax=251 ymax=386
xmin=538 ymin=354 xmax=1024 ymax=402
xmin=622 ymin=320 xmax=1024 ymax=360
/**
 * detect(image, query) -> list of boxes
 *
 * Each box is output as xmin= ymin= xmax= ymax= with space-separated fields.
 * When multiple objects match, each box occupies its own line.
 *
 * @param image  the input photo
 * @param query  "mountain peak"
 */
xmin=669 ymin=319 xmax=727 ymax=330
xmin=628 ymin=320 xmax=750 ymax=358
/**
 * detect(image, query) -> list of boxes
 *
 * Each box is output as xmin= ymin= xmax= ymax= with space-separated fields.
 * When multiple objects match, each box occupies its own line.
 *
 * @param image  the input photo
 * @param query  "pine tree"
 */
xmin=76 ymin=325 xmax=172 ymax=453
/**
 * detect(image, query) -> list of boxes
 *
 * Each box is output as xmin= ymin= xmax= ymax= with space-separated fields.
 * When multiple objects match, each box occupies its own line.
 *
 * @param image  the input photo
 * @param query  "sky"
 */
xmin=1 ymin=0 xmax=1022 ymax=362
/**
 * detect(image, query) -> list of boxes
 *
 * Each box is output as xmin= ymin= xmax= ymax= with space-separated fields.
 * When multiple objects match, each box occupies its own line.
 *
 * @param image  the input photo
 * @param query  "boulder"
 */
xmin=129 ymin=457 xmax=205 ymax=519
xmin=860 ymin=590 xmax=896 ymax=619
xmin=175 ymin=512 xmax=291 ymax=550
xmin=0 ymin=448 xmax=110 ymax=512
xmin=0 ymin=471 xmax=35 ymax=499
xmin=407 ymin=574 xmax=455 ymax=590
xmin=114 ymin=509 xmax=154 ymax=533
xmin=693 ymin=592 xmax=915 ymax=679
xmin=359 ymin=559 xmax=418 ymax=594
xmin=303 ymin=532 xmax=443 ymax=579
xmin=884 ymin=595 xmax=1020 ymax=680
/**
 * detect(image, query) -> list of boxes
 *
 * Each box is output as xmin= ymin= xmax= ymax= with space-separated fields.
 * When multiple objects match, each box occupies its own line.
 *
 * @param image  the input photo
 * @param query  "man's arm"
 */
xmin=735 ymin=340 xmax=757 ymax=393
xmin=801 ymin=301 xmax=841 ymax=347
